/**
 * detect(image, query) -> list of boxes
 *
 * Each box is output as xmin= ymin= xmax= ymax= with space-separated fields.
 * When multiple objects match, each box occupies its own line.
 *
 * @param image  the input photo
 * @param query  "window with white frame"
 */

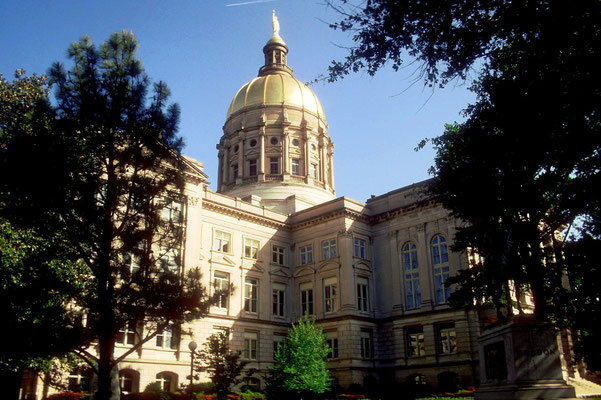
xmin=291 ymin=158 xmax=301 ymax=175
xmin=322 ymin=239 xmax=337 ymax=260
xmin=244 ymin=278 xmax=258 ymax=313
xmin=244 ymin=238 xmax=260 ymax=259
xmin=310 ymin=163 xmax=318 ymax=179
xmin=159 ymin=246 xmax=179 ymax=274
xmin=360 ymin=329 xmax=373 ymax=359
xmin=432 ymin=235 xmax=451 ymax=304
xmin=356 ymin=277 xmax=369 ymax=312
xmin=325 ymin=331 xmax=339 ymax=359
xmin=116 ymin=320 xmax=136 ymax=346
xmin=324 ymin=277 xmax=338 ymax=313
xmin=402 ymin=242 xmax=421 ymax=309
xmin=272 ymin=245 xmax=285 ymax=265
xmin=214 ymin=230 xmax=231 ymax=253
xmin=300 ymin=245 xmax=313 ymax=265
xmin=438 ymin=324 xmax=457 ymax=354
xmin=161 ymin=198 xmax=183 ymax=224
xmin=273 ymin=333 xmax=286 ymax=359
xmin=156 ymin=372 xmax=177 ymax=392
xmin=354 ymin=238 xmax=366 ymax=259
xmin=407 ymin=327 xmax=425 ymax=357
xmin=119 ymin=370 xmax=138 ymax=394
xmin=270 ymin=157 xmax=279 ymax=174
xmin=123 ymin=251 xmax=141 ymax=278
xmin=68 ymin=368 xmax=91 ymax=392
xmin=272 ymin=282 xmax=286 ymax=317
xmin=300 ymin=282 xmax=313 ymax=315
xmin=156 ymin=325 xmax=176 ymax=349
xmin=214 ymin=271 xmax=229 ymax=309
xmin=244 ymin=331 xmax=258 ymax=360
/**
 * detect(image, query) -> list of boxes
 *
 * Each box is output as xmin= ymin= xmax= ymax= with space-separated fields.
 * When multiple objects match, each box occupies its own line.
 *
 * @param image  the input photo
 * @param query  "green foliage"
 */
xmin=266 ymin=317 xmax=332 ymax=399
xmin=329 ymin=0 xmax=601 ymax=367
xmin=194 ymin=332 xmax=251 ymax=400
xmin=46 ymin=392 xmax=87 ymax=400
xmin=1 ymin=31 xmax=214 ymax=400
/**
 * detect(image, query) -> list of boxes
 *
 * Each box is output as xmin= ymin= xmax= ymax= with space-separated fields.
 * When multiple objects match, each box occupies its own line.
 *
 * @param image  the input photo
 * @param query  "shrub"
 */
xmin=234 ymin=390 xmax=266 ymax=400
xmin=46 ymin=393 xmax=86 ymax=400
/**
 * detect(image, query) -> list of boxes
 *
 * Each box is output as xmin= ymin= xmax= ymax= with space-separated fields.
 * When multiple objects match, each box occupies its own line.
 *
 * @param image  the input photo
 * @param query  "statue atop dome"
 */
xmin=272 ymin=10 xmax=280 ymax=37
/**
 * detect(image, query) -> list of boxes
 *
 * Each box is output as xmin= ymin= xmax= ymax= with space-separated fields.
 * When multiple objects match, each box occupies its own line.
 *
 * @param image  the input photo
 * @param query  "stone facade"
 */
xmin=22 ymin=21 xmax=490 ymax=399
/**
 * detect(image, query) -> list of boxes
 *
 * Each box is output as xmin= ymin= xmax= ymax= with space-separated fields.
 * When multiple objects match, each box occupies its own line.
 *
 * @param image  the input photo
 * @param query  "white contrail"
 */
xmin=226 ymin=0 xmax=276 ymax=6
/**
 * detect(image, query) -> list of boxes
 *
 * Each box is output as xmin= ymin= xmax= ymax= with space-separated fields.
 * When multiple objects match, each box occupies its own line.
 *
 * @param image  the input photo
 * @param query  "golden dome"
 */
xmin=226 ymin=74 xmax=326 ymax=121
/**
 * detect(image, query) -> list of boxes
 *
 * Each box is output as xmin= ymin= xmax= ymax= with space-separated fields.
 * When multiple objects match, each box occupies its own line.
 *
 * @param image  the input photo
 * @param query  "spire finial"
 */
xmin=272 ymin=10 xmax=280 ymax=37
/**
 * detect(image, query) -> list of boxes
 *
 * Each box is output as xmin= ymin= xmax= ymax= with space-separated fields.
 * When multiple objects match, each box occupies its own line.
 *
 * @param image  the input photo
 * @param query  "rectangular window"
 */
xmin=322 ymin=239 xmax=337 ymax=260
xmin=214 ymin=231 xmax=231 ymax=253
xmin=270 ymin=157 xmax=279 ymax=174
xmin=439 ymin=325 xmax=457 ymax=354
xmin=407 ymin=328 xmax=425 ymax=357
xmin=291 ymin=158 xmax=300 ymax=175
xmin=403 ymin=242 xmax=421 ymax=308
xmin=244 ymin=237 xmax=260 ymax=259
xmin=159 ymin=246 xmax=179 ymax=274
xmin=324 ymin=277 xmax=338 ymax=313
xmin=214 ymin=271 xmax=229 ymax=309
xmin=354 ymin=238 xmax=366 ymax=259
xmin=161 ymin=198 xmax=183 ymax=224
xmin=249 ymin=159 xmax=257 ymax=176
xmin=273 ymin=333 xmax=286 ymax=360
xmin=244 ymin=332 xmax=258 ymax=360
xmin=233 ymin=164 xmax=239 ymax=180
xmin=156 ymin=325 xmax=176 ymax=349
xmin=244 ymin=278 xmax=258 ymax=313
xmin=360 ymin=329 xmax=373 ymax=359
xmin=300 ymin=282 xmax=313 ymax=315
xmin=272 ymin=245 xmax=285 ymax=265
xmin=272 ymin=282 xmax=286 ymax=317
xmin=326 ymin=332 xmax=339 ymax=359
xmin=310 ymin=163 xmax=318 ymax=179
xmin=116 ymin=320 xmax=136 ymax=346
xmin=300 ymin=245 xmax=313 ymax=265
xmin=432 ymin=235 xmax=451 ymax=304
xmin=356 ymin=277 xmax=369 ymax=312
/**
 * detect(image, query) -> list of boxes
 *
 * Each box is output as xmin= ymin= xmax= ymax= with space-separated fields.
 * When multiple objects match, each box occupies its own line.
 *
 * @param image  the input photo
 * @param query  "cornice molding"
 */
xmin=202 ymin=198 xmax=289 ymax=230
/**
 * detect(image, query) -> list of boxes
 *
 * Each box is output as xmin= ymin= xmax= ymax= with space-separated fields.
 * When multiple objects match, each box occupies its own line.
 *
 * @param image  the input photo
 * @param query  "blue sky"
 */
xmin=0 ymin=0 xmax=476 ymax=202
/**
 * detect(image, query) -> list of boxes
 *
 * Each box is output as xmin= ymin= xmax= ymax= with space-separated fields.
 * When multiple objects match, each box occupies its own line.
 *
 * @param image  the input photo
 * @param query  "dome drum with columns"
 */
xmin=217 ymin=13 xmax=335 ymax=214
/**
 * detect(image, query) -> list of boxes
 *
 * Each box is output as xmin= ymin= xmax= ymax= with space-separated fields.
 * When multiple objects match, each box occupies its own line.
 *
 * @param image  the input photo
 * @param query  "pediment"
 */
xmin=294 ymin=265 xmax=316 ymax=277
xmin=353 ymin=261 xmax=372 ymax=272
xmin=269 ymin=266 xmax=291 ymax=278
xmin=210 ymin=254 xmax=237 ymax=267
xmin=246 ymin=149 xmax=260 ymax=158
xmin=318 ymin=261 xmax=340 ymax=273
xmin=241 ymin=261 xmax=265 ymax=273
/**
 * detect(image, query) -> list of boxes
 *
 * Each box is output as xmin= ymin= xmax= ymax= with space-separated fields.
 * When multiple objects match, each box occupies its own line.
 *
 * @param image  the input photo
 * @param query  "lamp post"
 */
xmin=188 ymin=341 xmax=197 ymax=400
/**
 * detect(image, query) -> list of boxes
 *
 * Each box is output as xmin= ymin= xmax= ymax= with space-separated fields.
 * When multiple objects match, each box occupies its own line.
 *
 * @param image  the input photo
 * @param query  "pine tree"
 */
xmin=1 ymin=32 xmax=215 ymax=400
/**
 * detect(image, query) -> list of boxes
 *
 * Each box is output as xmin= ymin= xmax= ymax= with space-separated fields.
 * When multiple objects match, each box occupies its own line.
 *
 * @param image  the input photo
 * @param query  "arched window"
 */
xmin=431 ymin=235 xmax=450 ymax=303
xmin=119 ymin=369 xmax=139 ymax=394
xmin=402 ymin=242 xmax=421 ymax=308
xmin=156 ymin=372 xmax=177 ymax=392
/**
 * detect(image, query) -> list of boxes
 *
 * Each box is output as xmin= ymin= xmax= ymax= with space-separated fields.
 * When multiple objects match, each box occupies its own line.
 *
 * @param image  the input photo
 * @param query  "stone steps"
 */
xmin=567 ymin=377 xmax=601 ymax=397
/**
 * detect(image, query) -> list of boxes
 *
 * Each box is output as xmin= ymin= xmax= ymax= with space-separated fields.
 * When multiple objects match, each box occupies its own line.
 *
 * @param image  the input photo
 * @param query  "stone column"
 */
xmin=238 ymin=135 xmax=245 ymax=181
xmin=282 ymin=129 xmax=289 ymax=177
xmin=328 ymin=142 xmax=335 ymax=190
xmin=217 ymin=149 xmax=224 ymax=192
xmin=304 ymin=127 xmax=311 ymax=183
xmin=338 ymin=229 xmax=354 ymax=311
xmin=259 ymin=127 xmax=266 ymax=182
